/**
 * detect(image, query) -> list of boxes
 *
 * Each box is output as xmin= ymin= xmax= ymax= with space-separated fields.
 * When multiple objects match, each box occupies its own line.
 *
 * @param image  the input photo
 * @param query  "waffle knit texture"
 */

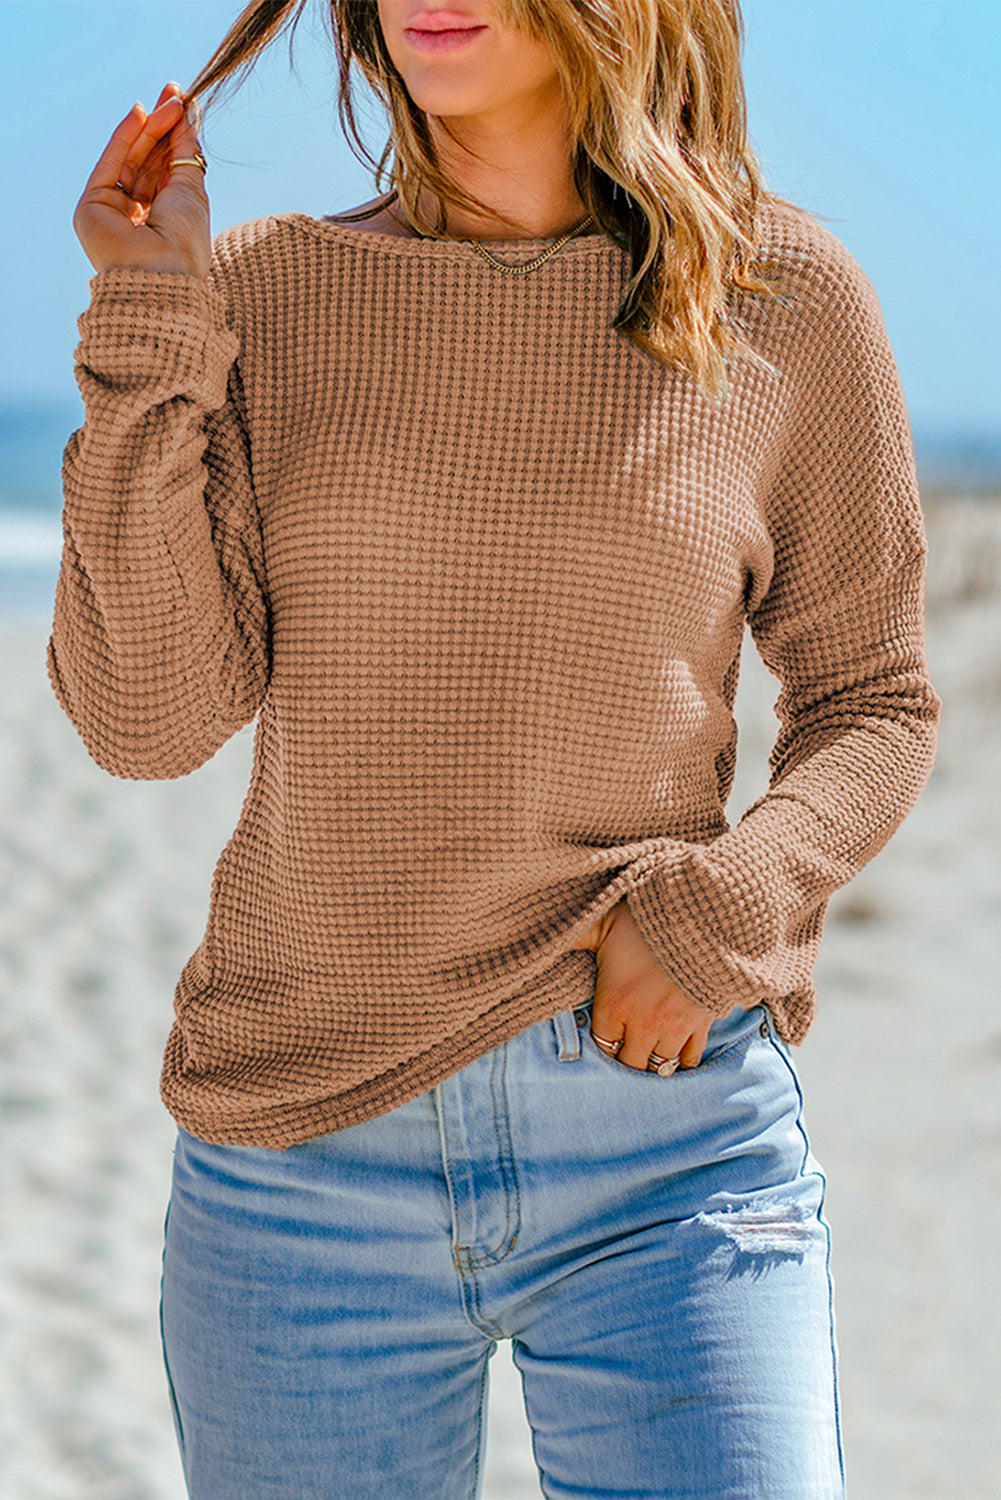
xmin=48 ymin=199 xmax=942 ymax=1146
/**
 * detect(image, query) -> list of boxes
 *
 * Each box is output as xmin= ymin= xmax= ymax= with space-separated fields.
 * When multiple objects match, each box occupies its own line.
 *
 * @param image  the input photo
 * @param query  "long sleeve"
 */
xmin=47 ymin=261 xmax=271 ymax=779
xmin=625 ymin=238 xmax=943 ymax=1041
xmin=35 ymin=205 xmax=945 ymax=1143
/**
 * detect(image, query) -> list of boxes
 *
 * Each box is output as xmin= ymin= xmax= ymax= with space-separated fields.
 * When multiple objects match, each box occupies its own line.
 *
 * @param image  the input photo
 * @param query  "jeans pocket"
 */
xmin=579 ymin=1001 xmax=768 ymax=1080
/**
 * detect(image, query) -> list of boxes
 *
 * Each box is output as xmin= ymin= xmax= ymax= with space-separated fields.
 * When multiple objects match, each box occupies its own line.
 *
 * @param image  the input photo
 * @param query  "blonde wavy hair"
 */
xmin=183 ymin=0 xmax=804 ymax=400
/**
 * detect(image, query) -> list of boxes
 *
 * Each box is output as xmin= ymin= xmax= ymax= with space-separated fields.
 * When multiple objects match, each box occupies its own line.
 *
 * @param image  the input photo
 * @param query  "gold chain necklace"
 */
xmin=466 ymin=214 xmax=594 ymax=274
xmin=401 ymin=196 xmax=595 ymax=275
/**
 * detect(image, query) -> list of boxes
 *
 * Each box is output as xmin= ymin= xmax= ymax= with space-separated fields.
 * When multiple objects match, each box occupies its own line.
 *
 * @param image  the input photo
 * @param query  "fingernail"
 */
xmin=186 ymin=98 xmax=202 ymax=131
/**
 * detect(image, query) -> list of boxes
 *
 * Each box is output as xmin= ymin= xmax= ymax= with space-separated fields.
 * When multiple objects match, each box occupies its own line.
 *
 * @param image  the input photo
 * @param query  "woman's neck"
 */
xmin=401 ymin=110 xmax=589 ymax=241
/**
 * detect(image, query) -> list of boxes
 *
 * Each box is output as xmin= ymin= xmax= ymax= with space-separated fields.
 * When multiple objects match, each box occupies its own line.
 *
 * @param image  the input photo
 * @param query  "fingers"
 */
xmin=591 ymin=1006 xmax=711 ymax=1074
xmin=589 ymin=1022 xmax=625 ymax=1056
xmin=73 ymin=80 xmax=209 ymax=277
xmin=613 ymin=1020 xmax=681 ymax=1073
xmin=85 ymin=93 xmax=184 ymax=202
xmin=81 ymin=101 xmax=149 ymax=200
xmin=86 ymin=83 xmax=194 ymax=209
xmin=597 ymin=1025 xmax=695 ymax=1073
xmin=677 ymin=1025 xmax=710 ymax=1070
xmin=586 ymin=900 xmax=714 ymax=1074
xmin=121 ymin=95 xmax=189 ymax=200
xmin=160 ymin=96 xmax=205 ymax=185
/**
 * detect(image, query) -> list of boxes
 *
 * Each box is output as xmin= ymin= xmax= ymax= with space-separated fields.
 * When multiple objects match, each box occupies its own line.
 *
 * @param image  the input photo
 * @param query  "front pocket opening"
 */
xmin=582 ymin=1020 xmax=762 ymax=1078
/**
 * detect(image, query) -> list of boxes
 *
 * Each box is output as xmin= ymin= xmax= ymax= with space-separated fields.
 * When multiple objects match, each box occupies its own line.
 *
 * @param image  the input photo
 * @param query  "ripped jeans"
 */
xmin=160 ymin=1000 xmax=846 ymax=1499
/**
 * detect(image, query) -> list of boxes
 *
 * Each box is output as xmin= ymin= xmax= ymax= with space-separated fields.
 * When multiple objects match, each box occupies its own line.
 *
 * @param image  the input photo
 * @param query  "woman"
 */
xmin=53 ymin=1 xmax=941 ymax=1495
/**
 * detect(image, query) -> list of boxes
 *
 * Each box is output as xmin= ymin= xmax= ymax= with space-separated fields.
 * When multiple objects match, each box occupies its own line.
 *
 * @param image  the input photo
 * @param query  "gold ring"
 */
xmin=591 ymin=1033 xmax=623 ymax=1053
xmin=168 ymin=152 xmax=208 ymax=174
xmin=647 ymin=1052 xmax=681 ymax=1077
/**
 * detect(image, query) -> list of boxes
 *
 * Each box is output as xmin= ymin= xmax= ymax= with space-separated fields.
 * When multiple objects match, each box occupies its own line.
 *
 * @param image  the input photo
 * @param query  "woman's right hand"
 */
xmin=73 ymin=82 xmax=211 ymax=279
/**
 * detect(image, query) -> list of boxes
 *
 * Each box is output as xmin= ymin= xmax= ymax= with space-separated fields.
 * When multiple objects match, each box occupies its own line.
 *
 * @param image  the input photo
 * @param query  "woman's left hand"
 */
xmin=573 ymin=900 xmax=714 ymax=1072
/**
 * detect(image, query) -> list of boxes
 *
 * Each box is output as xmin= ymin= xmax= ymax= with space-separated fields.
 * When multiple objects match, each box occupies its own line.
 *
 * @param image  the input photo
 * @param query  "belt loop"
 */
xmin=552 ymin=1007 xmax=583 ymax=1062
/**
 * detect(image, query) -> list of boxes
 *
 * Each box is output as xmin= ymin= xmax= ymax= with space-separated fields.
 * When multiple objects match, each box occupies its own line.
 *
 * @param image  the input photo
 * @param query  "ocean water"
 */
xmin=2 ymin=396 xmax=1000 ymax=622
xmin=0 ymin=399 xmax=82 ymax=620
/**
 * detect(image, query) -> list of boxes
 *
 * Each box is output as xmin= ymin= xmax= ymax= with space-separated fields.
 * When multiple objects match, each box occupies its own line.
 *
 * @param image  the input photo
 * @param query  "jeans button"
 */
xmin=759 ymin=1019 xmax=770 ymax=1037
xmin=574 ymin=1008 xmax=590 ymax=1029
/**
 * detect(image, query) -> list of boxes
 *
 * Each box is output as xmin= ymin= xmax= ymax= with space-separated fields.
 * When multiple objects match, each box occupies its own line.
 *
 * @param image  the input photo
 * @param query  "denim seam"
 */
xmin=158 ymin=1201 xmax=187 ymax=1466
xmin=513 ymin=1335 xmax=552 ymax=1500
xmin=766 ymin=1032 xmax=848 ymax=1498
xmin=455 ymin=1249 xmax=507 ymax=1338
xmin=465 ymin=1045 xmax=521 ymax=1268
xmin=433 ymin=1080 xmax=469 ymax=1290
xmin=468 ymin=1343 xmax=494 ymax=1500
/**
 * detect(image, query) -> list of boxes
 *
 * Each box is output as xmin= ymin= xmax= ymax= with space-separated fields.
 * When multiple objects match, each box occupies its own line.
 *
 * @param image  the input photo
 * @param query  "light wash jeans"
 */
xmin=160 ymin=999 xmax=845 ymax=1499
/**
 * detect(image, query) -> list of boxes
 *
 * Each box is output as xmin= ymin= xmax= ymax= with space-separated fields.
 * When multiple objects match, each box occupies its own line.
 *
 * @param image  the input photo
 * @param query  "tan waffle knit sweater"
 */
xmin=48 ymin=199 xmax=941 ymax=1146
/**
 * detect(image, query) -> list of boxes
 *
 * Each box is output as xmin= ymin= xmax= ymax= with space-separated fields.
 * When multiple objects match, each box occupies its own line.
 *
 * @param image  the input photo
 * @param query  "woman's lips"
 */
xmin=403 ymin=25 xmax=487 ymax=54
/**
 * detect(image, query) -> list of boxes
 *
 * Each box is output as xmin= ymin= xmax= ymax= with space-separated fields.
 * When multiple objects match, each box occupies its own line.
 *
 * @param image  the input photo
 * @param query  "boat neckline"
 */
xmin=275 ymin=210 xmax=622 ymax=259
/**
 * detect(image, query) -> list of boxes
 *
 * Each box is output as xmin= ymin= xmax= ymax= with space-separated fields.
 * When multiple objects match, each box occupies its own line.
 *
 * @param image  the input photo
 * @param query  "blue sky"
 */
xmin=1 ymin=0 xmax=999 ymax=441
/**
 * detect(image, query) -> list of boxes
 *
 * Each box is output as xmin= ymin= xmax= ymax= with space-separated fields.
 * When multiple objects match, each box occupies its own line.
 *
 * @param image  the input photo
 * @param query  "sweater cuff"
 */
xmin=75 ymin=267 xmax=240 ymax=411
xmin=625 ymin=846 xmax=778 ymax=1022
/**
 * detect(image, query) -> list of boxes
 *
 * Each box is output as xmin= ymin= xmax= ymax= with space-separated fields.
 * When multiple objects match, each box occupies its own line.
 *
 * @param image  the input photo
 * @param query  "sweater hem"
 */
xmin=161 ymin=951 xmax=599 ymax=1149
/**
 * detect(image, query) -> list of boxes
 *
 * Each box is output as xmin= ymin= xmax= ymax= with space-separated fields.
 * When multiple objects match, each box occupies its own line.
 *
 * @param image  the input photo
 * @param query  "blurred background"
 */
xmin=1 ymin=4 xmax=999 ymax=1499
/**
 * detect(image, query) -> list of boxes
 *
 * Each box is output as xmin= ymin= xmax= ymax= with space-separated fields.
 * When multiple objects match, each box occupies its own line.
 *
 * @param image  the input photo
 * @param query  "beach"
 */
xmin=1 ymin=491 xmax=998 ymax=1500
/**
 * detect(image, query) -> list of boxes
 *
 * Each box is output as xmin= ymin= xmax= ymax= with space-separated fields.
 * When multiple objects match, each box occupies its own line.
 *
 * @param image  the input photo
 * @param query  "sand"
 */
xmin=1 ymin=492 xmax=998 ymax=1500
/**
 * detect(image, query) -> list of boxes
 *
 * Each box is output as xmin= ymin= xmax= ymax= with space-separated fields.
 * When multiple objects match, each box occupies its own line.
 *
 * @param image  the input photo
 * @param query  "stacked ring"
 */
xmin=168 ymin=153 xmax=208 ymax=173
xmin=113 ymin=152 xmax=208 ymax=196
xmin=592 ymin=1034 xmax=682 ymax=1076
